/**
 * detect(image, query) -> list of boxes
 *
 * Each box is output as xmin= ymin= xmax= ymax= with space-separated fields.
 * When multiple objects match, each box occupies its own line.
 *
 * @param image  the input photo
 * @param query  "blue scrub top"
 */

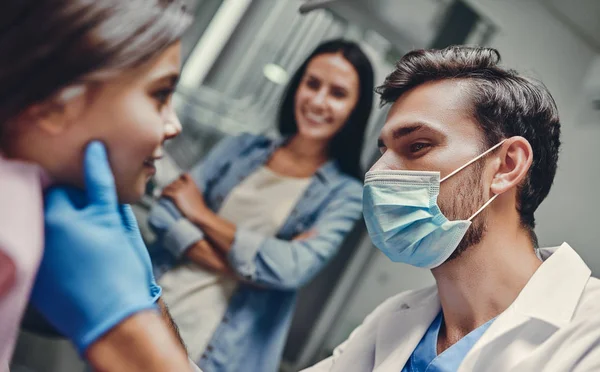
xmin=401 ymin=312 xmax=495 ymax=372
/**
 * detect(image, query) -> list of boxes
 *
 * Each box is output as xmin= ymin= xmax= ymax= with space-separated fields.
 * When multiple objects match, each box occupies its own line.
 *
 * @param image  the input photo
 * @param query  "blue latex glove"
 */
xmin=118 ymin=203 xmax=162 ymax=302
xmin=31 ymin=142 xmax=159 ymax=354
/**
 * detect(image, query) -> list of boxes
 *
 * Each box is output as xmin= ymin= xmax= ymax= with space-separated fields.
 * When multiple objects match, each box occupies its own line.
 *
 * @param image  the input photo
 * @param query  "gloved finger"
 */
xmin=130 ymin=233 xmax=154 ymax=270
xmin=44 ymin=187 xmax=78 ymax=219
xmin=117 ymin=205 xmax=154 ymax=270
xmin=118 ymin=204 xmax=139 ymax=231
xmin=84 ymin=141 xmax=117 ymax=207
xmin=149 ymin=282 xmax=162 ymax=302
xmin=51 ymin=186 xmax=89 ymax=209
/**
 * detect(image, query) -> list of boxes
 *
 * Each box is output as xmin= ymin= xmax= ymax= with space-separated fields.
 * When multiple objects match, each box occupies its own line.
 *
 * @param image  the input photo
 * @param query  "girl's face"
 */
xmin=73 ymin=43 xmax=183 ymax=202
xmin=294 ymin=53 xmax=360 ymax=143
xmin=12 ymin=43 xmax=183 ymax=203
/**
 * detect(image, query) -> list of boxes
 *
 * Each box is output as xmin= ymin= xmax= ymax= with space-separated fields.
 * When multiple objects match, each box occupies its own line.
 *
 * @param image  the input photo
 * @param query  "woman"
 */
xmin=0 ymin=1 xmax=196 ymax=371
xmin=148 ymin=39 xmax=375 ymax=372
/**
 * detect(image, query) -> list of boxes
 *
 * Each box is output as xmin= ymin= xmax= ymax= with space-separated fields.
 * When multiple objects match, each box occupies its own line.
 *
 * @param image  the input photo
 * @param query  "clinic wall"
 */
xmin=322 ymin=0 xmax=600 ymax=353
xmin=463 ymin=0 xmax=600 ymax=273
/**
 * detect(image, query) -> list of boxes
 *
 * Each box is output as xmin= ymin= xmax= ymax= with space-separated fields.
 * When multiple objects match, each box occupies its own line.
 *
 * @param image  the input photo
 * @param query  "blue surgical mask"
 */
xmin=363 ymin=141 xmax=505 ymax=268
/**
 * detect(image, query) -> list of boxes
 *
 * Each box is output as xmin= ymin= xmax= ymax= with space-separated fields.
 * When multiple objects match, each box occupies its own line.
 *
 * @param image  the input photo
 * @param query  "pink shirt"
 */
xmin=0 ymin=157 xmax=46 ymax=371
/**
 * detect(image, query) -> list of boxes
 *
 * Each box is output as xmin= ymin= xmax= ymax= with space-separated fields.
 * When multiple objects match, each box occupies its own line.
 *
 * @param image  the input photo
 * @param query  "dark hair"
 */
xmin=278 ymin=39 xmax=375 ymax=180
xmin=377 ymin=46 xmax=561 ymax=243
xmin=0 ymin=0 xmax=192 ymax=139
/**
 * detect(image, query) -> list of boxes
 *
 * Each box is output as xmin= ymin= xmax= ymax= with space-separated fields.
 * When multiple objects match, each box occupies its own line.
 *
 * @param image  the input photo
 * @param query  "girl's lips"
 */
xmin=143 ymin=156 xmax=162 ymax=174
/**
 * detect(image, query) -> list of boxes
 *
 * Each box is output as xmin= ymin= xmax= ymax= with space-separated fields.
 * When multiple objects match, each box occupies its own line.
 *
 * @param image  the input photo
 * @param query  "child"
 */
xmin=0 ymin=1 xmax=194 ymax=370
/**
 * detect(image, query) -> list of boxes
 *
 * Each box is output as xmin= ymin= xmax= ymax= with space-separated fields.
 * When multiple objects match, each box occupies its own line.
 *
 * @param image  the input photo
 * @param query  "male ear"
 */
xmin=490 ymin=136 xmax=533 ymax=195
xmin=23 ymin=85 xmax=87 ymax=135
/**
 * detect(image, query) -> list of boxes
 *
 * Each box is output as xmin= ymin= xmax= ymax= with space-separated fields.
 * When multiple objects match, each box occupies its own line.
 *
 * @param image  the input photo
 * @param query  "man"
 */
xmin=303 ymin=46 xmax=600 ymax=371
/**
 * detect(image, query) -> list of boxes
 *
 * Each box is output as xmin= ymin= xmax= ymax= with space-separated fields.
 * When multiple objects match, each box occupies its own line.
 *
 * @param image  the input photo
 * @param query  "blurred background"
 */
xmin=11 ymin=0 xmax=600 ymax=371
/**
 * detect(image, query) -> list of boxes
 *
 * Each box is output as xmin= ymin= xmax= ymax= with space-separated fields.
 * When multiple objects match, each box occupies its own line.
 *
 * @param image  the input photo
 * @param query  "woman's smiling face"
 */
xmin=294 ymin=52 xmax=360 ymax=143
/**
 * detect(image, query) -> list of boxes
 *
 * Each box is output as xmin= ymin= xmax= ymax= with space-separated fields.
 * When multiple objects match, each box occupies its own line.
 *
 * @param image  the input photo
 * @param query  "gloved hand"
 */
xmin=118 ymin=203 xmax=162 ymax=302
xmin=31 ymin=141 xmax=159 ymax=354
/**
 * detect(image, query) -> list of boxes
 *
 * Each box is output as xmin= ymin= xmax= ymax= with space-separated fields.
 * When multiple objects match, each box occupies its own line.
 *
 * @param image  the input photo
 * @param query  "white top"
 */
xmin=217 ymin=166 xmax=312 ymax=236
xmin=302 ymin=243 xmax=600 ymax=372
xmin=0 ymin=158 xmax=46 ymax=372
xmin=160 ymin=166 xmax=311 ymax=361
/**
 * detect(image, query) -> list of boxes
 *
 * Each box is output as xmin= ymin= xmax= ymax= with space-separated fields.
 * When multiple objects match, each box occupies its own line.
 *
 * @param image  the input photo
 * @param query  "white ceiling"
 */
xmin=321 ymin=0 xmax=447 ymax=50
xmin=541 ymin=0 xmax=600 ymax=52
xmin=301 ymin=0 xmax=600 ymax=52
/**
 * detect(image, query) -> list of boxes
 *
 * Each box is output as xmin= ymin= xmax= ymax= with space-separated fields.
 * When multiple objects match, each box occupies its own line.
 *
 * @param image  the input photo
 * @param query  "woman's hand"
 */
xmin=185 ymin=240 xmax=235 ymax=276
xmin=161 ymin=174 xmax=208 ymax=222
xmin=293 ymin=230 xmax=317 ymax=241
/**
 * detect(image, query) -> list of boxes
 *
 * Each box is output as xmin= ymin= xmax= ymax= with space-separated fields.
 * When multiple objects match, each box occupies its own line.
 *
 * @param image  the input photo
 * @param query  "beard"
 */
xmin=438 ymin=160 xmax=488 ymax=261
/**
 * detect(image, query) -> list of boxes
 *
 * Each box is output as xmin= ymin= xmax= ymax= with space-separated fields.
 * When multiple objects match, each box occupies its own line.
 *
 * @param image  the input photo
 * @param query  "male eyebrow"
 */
xmin=377 ymin=123 xmax=426 ymax=148
xmin=392 ymin=124 xmax=425 ymax=139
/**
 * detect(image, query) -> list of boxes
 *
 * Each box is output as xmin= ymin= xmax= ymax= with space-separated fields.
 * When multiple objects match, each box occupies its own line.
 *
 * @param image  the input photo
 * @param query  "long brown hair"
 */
xmin=278 ymin=39 xmax=375 ymax=180
xmin=0 ymin=0 xmax=192 ymax=140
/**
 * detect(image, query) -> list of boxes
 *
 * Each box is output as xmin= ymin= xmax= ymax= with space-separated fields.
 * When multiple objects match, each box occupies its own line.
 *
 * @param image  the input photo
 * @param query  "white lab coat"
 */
xmin=190 ymin=358 xmax=204 ymax=372
xmin=303 ymin=243 xmax=600 ymax=372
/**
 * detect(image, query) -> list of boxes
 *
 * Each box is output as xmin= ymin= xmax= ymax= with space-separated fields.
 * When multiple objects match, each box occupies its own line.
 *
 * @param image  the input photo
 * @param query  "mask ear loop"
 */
xmin=468 ymin=193 xmax=499 ymax=221
xmin=440 ymin=139 xmax=507 ymax=221
xmin=440 ymin=139 xmax=507 ymax=183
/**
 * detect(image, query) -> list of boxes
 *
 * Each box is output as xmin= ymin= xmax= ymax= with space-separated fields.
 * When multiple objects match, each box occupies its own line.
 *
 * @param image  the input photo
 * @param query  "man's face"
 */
xmin=372 ymin=79 xmax=492 ymax=259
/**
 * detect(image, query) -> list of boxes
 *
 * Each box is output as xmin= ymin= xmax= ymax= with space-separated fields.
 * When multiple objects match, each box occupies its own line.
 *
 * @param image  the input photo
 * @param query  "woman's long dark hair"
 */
xmin=278 ymin=39 xmax=375 ymax=180
xmin=0 ymin=0 xmax=192 ymax=143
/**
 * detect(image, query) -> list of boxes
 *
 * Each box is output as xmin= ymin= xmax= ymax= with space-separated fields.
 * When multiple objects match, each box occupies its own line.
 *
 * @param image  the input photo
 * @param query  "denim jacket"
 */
xmin=147 ymin=133 xmax=363 ymax=372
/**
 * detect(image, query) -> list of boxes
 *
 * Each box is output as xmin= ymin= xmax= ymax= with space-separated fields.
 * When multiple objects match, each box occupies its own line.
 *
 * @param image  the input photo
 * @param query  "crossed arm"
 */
xmin=160 ymin=174 xmax=315 ymax=280
xmin=150 ymin=167 xmax=362 ymax=291
xmin=159 ymin=174 xmax=235 ymax=275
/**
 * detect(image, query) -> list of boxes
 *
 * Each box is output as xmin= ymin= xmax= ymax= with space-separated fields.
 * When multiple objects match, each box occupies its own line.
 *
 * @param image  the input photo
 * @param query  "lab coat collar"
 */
xmin=374 ymin=287 xmax=440 ymax=371
xmin=373 ymin=243 xmax=589 ymax=371
xmin=459 ymin=243 xmax=590 ymax=371
xmin=512 ymin=243 xmax=591 ymax=328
